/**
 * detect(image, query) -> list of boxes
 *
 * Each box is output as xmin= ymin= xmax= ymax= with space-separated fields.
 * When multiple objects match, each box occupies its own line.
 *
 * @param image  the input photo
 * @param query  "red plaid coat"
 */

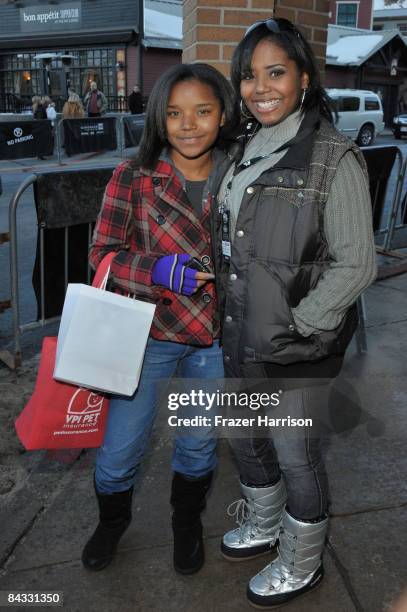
xmin=90 ymin=159 xmax=220 ymax=346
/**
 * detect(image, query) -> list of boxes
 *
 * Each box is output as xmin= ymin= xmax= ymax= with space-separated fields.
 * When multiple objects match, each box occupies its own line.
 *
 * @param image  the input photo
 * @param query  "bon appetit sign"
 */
xmin=20 ymin=3 xmax=81 ymax=32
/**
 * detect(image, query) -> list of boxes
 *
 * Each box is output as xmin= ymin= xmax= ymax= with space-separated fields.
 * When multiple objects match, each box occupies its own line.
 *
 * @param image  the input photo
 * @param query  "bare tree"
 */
xmin=384 ymin=0 xmax=407 ymax=6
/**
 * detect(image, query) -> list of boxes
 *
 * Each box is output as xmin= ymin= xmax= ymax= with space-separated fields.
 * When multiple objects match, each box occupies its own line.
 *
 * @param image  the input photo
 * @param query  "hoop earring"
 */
xmin=299 ymin=88 xmax=307 ymax=112
xmin=240 ymin=98 xmax=253 ymax=119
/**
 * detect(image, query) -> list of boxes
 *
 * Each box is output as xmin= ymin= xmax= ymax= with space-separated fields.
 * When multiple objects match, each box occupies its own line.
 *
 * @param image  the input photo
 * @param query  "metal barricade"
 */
xmin=355 ymin=145 xmax=405 ymax=354
xmin=118 ymin=114 xmax=145 ymax=158
xmin=361 ymin=145 xmax=405 ymax=250
xmin=56 ymin=116 xmax=120 ymax=165
xmin=384 ymin=154 xmax=407 ymax=251
xmin=6 ymin=165 xmax=115 ymax=368
xmin=0 ymin=173 xmax=14 ymax=369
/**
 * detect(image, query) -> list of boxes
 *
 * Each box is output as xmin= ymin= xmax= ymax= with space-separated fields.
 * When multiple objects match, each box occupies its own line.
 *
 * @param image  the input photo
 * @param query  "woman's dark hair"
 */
xmin=231 ymin=18 xmax=334 ymax=124
xmin=136 ymin=63 xmax=239 ymax=170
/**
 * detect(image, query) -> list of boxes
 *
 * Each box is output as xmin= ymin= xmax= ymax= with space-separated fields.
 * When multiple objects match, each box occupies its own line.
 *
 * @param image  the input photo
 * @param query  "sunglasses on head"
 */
xmin=244 ymin=18 xmax=301 ymax=39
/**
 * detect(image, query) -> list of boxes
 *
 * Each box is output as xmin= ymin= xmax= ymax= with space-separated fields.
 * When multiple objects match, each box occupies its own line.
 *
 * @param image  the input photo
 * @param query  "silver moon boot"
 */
xmin=247 ymin=509 xmax=329 ymax=608
xmin=221 ymin=479 xmax=287 ymax=561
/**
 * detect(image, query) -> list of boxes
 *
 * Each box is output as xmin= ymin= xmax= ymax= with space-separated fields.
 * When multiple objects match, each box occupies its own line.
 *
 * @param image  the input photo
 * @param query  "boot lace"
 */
xmin=263 ymin=528 xmax=319 ymax=590
xmin=226 ymin=498 xmax=254 ymax=541
xmin=227 ymin=497 xmax=277 ymax=543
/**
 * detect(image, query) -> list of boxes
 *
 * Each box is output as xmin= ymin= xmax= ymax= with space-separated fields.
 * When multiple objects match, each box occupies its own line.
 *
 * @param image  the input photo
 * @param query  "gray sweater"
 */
xmin=218 ymin=112 xmax=377 ymax=337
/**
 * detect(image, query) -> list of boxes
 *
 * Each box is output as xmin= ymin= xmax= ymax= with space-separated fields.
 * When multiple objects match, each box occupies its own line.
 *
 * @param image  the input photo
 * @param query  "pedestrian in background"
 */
xmin=44 ymin=97 xmax=57 ymax=126
xmin=61 ymin=93 xmax=85 ymax=155
xmin=43 ymin=96 xmax=57 ymax=154
xmin=62 ymin=93 xmax=85 ymax=119
xmin=128 ymin=84 xmax=143 ymax=114
xmin=84 ymin=81 xmax=107 ymax=117
xmin=32 ymin=95 xmax=47 ymax=159
xmin=32 ymin=95 xmax=46 ymax=120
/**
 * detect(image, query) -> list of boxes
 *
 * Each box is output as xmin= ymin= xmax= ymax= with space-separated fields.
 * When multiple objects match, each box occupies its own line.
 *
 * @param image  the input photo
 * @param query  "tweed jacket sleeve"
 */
xmin=292 ymin=150 xmax=377 ymax=336
xmin=89 ymin=161 xmax=159 ymax=299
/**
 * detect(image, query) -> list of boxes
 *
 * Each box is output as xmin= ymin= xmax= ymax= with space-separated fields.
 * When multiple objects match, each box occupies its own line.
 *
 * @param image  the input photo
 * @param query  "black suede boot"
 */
xmin=82 ymin=485 xmax=133 ymax=571
xmin=170 ymin=471 xmax=213 ymax=575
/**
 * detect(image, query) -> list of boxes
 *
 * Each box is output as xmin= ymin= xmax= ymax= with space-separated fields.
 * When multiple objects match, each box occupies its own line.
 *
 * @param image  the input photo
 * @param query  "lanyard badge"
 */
xmin=220 ymin=179 xmax=233 ymax=263
xmin=221 ymin=209 xmax=231 ymax=261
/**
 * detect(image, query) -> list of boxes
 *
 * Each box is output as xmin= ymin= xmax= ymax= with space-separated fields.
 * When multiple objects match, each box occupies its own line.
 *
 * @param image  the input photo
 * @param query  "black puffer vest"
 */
xmin=213 ymin=111 xmax=368 ymax=378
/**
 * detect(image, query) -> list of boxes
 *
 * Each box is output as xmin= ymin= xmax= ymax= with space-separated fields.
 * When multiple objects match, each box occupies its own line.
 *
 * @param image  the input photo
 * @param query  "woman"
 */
xmin=85 ymin=63 xmax=238 ymax=576
xmin=213 ymin=18 xmax=377 ymax=608
xmin=62 ymin=93 xmax=85 ymax=119
xmin=32 ymin=95 xmax=48 ymax=159
xmin=32 ymin=95 xmax=46 ymax=119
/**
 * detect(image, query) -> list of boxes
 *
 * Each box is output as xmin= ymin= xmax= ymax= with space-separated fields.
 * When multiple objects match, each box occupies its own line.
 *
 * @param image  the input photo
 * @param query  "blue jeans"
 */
xmin=95 ymin=338 xmax=223 ymax=494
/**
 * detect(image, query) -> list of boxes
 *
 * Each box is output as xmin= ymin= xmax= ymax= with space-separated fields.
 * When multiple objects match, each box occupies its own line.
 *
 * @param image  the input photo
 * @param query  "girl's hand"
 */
xmin=152 ymin=254 xmax=214 ymax=296
xmin=195 ymin=271 xmax=215 ymax=290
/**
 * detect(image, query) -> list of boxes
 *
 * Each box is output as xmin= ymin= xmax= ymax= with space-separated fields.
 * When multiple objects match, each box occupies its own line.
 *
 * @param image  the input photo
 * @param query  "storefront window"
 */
xmin=0 ymin=47 xmax=119 ymax=104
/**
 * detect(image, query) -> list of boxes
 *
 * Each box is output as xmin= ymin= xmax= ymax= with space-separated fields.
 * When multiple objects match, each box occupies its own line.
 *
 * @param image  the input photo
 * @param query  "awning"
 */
xmin=0 ymin=26 xmax=138 ymax=51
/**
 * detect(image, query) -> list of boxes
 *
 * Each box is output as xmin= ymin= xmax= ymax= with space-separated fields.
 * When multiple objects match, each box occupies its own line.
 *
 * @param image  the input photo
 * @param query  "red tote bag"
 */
xmin=15 ymin=253 xmax=115 ymax=450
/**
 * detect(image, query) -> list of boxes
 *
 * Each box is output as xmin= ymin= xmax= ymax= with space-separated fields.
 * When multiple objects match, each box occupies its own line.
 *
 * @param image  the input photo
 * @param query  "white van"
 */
xmin=326 ymin=89 xmax=385 ymax=146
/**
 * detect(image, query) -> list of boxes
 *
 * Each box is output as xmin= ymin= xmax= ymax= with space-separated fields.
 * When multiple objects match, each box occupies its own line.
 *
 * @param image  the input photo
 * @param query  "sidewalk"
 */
xmin=0 ymin=147 xmax=132 ymax=174
xmin=0 ymin=269 xmax=406 ymax=612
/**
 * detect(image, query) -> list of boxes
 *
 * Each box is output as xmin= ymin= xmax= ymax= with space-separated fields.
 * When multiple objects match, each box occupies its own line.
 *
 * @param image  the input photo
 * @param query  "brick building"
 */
xmin=328 ymin=0 xmax=373 ymax=30
xmin=183 ymin=0 xmax=330 ymax=75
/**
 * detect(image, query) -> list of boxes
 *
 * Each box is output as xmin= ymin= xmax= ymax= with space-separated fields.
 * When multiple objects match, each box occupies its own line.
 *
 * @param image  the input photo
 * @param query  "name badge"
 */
xmin=222 ymin=240 xmax=231 ymax=259
xmin=221 ymin=209 xmax=231 ymax=262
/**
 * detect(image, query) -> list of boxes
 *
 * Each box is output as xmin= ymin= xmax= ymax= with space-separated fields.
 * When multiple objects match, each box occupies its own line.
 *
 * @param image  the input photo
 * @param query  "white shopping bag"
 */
xmin=54 ymin=260 xmax=156 ymax=395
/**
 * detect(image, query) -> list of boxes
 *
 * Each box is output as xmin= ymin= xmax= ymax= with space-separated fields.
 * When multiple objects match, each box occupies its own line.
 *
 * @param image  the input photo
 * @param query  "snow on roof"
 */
xmin=327 ymin=34 xmax=383 ymax=63
xmin=143 ymin=5 xmax=182 ymax=49
xmin=326 ymin=26 xmax=406 ymax=65
xmin=144 ymin=8 xmax=182 ymax=39
xmin=328 ymin=24 xmax=376 ymax=45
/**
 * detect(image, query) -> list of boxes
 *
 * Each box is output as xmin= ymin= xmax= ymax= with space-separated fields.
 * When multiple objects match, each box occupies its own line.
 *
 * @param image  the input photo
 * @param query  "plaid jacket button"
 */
xmin=202 ymin=293 xmax=211 ymax=303
xmin=152 ymin=177 xmax=160 ymax=185
xmin=156 ymin=215 xmax=165 ymax=225
xmin=162 ymin=297 xmax=172 ymax=305
xmin=202 ymin=255 xmax=211 ymax=266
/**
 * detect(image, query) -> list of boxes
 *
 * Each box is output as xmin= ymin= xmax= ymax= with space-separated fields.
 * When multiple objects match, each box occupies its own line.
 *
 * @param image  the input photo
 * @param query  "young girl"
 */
xmin=84 ymin=63 xmax=238 ymax=576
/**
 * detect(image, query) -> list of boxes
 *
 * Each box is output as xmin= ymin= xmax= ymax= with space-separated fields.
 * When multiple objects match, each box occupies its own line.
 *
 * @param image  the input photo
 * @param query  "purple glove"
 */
xmin=152 ymin=253 xmax=198 ymax=296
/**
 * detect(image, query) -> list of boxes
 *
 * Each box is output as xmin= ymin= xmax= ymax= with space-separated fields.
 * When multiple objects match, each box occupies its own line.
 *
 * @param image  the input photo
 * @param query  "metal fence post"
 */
xmin=119 ymin=115 xmax=126 ymax=159
xmin=383 ymin=154 xmax=406 ymax=251
xmin=8 ymin=174 xmax=38 ymax=368
xmin=56 ymin=118 xmax=64 ymax=166
xmin=383 ymin=158 xmax=407 ymax=251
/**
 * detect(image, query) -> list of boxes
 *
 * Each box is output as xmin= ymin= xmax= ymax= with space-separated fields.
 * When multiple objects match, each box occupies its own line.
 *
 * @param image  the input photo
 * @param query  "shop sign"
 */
xmin=20 ymin=3 xmax=82 ymax=32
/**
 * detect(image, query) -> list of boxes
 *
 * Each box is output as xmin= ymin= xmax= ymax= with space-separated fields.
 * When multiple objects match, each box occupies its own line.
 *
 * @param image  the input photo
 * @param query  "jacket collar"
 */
xmin=239 ymin=109 xmax=322 ymax=190
xmin=138 ymin=148 xmax=229 ymax=179
xmin=272 ymin=108 xmax=320 ymax=171
xmin=135 ymin=149 xmax=230 ymax=230
xmin=233 ymin=108 xmax=321 ymax=172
